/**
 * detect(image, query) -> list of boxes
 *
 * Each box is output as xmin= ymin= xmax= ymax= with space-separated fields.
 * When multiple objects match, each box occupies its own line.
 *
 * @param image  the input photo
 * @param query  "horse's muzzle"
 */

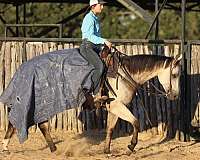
xmin=166 ymin=92 xmax=179 ymax=100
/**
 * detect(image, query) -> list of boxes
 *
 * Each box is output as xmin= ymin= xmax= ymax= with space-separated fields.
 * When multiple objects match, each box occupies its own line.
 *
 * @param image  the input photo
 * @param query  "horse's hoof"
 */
xmin=2 ymin=149 xmax=10 ymax=155
xmin=50 ymin=145 xmax=57 ymax=153
xmin=127 ymin=144 xmax=136 ymax=153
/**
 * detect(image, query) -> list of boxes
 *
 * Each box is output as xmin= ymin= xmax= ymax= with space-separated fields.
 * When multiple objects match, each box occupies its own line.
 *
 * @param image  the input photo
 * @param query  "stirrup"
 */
xmin=94 ymin=95 xmax=109 ymax=103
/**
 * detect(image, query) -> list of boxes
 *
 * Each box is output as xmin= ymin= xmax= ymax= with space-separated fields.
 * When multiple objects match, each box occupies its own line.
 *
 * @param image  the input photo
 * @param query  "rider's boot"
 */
xmin=82 ymin=88 xmax=95 ymax=110
xmin=94 ymin=80 xmax=109 ymax=103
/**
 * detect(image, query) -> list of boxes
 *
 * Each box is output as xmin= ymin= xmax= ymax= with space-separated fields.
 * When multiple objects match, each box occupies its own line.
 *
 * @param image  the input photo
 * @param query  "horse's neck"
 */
xmin=129 ymin=67 xmax=162 ymax=85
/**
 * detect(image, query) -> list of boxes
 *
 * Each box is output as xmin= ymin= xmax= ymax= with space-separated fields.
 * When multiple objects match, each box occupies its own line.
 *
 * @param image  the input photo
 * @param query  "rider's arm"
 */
xmin=81 ymin=12 xmax=106 ymax=44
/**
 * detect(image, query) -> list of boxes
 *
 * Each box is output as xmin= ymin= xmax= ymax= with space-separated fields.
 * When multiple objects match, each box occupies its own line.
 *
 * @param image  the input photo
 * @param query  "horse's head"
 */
xmin=157 ymin=54 xmax=182 ymax=100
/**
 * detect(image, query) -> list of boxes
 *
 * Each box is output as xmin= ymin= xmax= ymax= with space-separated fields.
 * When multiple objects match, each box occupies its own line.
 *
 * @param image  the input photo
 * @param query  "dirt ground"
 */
xmin=0 ymin=129 xmax=200 ymax=160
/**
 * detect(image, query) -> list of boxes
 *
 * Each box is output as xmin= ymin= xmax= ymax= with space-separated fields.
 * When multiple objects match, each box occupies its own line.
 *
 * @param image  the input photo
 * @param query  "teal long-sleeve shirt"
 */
xmin=81 ymin=11 xmax=106 ymax=44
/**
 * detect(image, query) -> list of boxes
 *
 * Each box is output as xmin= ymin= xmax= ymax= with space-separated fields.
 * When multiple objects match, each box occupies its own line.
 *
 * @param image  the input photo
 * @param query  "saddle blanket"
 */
xmin=0 ymin=48 xmax=94 ymax=143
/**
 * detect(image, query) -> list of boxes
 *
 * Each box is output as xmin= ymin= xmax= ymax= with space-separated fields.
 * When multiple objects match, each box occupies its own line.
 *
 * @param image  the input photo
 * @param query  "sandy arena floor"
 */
xmin=0 ymin=130 xmax=200 ymax=160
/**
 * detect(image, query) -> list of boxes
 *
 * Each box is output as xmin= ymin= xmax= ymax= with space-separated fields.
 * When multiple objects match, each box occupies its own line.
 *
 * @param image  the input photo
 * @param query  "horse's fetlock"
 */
xmin=131 ymin=139 xmax=137 ymax=145
xmin=128 ymin=144 xmax=136 ymax=152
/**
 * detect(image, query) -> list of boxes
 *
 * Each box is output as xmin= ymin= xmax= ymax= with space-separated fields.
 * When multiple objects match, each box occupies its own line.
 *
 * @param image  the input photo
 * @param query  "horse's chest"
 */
xmin=109 ymin=78 xmax=136 ymax=105
xmin=117 ymin=92 xmax=133 ymax=104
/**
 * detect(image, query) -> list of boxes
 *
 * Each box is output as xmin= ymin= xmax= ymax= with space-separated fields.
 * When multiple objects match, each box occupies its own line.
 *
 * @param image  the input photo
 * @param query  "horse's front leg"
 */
xmin=2 ymin=121 xmax=15 ymax=153
xmin=108 ymin=101 xmax=139 ymax=153
xmin=38 ymin=121 xmax=57 ymax=152
xmin=104 ymin=111 xmax=118 ymax=154
xmin=128 ymin=119 xmax=139 ymax=152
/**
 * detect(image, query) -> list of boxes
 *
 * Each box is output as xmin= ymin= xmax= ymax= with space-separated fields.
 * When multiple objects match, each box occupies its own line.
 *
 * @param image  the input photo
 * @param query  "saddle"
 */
xmin=91 ymin=46 xmax=120 ymax=106
xmin=100 ymin=46 xmax=119 ymax=78
xmin=83 ymin=46 xmax=119 ymax=110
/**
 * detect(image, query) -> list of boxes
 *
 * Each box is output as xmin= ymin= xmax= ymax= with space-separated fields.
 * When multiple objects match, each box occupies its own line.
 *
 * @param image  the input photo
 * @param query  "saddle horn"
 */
xmin=100 ymin=45 xmax=111 ymax=59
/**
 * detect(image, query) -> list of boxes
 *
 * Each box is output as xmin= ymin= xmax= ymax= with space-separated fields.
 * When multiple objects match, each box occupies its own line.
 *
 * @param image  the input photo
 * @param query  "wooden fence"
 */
xmin=0 ymin=39 xmax=199 ymax=141
xmin=190 ymin=43 xmax=200 ymax=130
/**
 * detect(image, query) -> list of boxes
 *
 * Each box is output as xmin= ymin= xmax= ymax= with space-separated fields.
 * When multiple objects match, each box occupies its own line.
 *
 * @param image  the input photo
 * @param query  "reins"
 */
xmin=102 ymin=46 xmax=179 ymax=127
xmin=111 ymin=47 xmax=173 ymax=98
xmin=149 ymin=61 xmax=173 ymax=97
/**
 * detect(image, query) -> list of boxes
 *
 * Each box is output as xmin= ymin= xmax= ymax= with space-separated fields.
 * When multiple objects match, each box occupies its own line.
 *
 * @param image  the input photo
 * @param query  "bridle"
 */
xmin=149 ymin=61 xmax=174 ymax=97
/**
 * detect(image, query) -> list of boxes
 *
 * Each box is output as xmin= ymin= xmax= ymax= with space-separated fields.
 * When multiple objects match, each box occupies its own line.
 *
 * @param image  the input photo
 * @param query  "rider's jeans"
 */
xmin=79 ymin=39 xmax=104 ymax=94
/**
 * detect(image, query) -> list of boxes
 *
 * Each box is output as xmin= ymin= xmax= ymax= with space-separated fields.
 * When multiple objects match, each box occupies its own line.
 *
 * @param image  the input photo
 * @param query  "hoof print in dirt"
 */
xmin=2 ymin=150 xmax=10 ymax=155
xmin=126 ymin=149 xmax=136 ymax=156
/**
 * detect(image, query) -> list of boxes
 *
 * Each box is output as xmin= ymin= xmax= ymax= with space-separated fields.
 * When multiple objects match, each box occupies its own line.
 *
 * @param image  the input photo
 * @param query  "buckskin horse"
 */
xmin=102 ymin=48 xmax=182 ymax=154
xmin=0 ymin=46 xmax=182 ymax=154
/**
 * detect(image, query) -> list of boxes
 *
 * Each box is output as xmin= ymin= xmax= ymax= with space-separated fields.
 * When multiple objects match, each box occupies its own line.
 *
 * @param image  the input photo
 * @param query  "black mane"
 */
xmin=121 ymin=55 xmax=173 ymax=74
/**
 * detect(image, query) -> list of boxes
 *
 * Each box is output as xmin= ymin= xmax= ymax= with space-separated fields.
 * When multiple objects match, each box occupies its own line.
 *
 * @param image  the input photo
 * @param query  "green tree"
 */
xmin=0 ymin=3 xmax=200 ymax=40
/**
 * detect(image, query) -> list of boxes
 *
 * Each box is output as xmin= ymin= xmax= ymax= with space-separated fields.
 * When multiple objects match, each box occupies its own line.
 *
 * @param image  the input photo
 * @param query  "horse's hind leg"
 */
xmin=108 ymin=101 xmax=139 ymax=153
xmin=38 ymin=121 xmax=57 ymax=152
xmin=104 ymin=111 xmax=118 ymax=154
xmin=2 ymin=121 xmax=15 ymax=152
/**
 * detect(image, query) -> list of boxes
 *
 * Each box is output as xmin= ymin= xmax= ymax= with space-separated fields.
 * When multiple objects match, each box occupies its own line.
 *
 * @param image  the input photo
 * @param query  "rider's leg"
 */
xmin=80 ymin=40 xmax=106 ymax=108
xmin=80 ymin=41 xmax=104 ymax=94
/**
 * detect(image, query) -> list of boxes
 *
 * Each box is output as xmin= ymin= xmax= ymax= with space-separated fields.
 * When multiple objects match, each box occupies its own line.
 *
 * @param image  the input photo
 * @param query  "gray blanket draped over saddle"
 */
xmin=0 ymin=48 xmax=94 ymax=143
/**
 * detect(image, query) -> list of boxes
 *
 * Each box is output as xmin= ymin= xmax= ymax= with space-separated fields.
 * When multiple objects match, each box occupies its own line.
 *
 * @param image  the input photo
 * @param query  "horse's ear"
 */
xmin=175 ymin=54 xmax=182 ymax=61
xmin=173 ymin=54 xmax=182 ymax=66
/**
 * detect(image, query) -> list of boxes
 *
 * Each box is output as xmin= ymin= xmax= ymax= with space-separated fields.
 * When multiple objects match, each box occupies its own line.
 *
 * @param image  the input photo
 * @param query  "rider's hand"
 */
xmin=105 ymin=40 xmax=112 ymax=49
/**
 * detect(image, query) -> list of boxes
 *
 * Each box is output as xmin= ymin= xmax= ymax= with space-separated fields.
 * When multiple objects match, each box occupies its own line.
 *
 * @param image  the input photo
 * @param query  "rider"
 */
xmin=80 ymin=0 xmax=112 ymax=107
